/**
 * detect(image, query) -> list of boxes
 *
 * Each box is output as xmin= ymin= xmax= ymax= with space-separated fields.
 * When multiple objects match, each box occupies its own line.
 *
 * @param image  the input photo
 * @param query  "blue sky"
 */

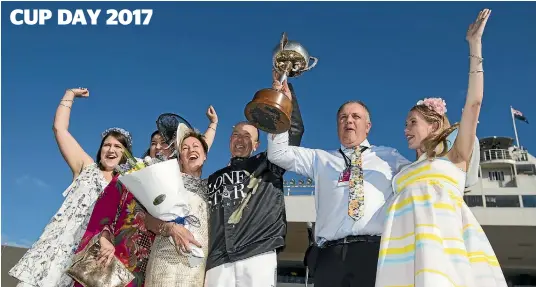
xmin=2 ymin=2 xmax=535 ymax=246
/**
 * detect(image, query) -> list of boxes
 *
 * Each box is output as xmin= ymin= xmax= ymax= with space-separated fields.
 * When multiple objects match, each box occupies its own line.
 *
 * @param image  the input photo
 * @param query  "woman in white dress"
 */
xmin=375 ymin=9 xmax=507 ymax=287
xmin=9 ymin=87 xmax=134 ymax=287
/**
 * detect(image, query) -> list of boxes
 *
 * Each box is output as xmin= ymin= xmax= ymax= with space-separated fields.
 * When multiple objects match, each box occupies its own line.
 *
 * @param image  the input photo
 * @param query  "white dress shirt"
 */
xmin=267 ymin=132 xmax=411 ymax=246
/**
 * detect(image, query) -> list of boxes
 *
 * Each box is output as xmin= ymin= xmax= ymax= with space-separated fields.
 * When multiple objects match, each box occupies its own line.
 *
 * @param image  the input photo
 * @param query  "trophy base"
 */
xmin=244 ymin=88 xmax=292 ymax=134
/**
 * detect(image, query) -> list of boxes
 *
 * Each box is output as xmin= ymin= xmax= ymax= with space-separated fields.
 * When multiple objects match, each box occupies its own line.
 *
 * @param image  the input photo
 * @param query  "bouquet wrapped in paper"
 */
xmin=116 ymin=114 xmax=205 ymax=267
xmin=116 ymin=153 xmax=190 ymax=222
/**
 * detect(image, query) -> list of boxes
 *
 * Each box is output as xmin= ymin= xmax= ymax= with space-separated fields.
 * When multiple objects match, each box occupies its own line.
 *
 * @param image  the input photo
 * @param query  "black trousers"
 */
xmin=313 ymin=239 xmax=381 ymax=287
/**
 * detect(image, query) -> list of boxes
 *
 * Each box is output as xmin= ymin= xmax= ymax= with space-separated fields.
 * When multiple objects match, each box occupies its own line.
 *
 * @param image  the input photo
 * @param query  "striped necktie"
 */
xmin=348 ymin=146 xmax=365 ymax=220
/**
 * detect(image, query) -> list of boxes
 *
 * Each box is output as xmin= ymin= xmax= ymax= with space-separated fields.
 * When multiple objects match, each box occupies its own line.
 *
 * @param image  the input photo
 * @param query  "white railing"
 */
xmin=284 ymin=178 xmax=315 ymax=196
xmin=284 ymin=187 xmax=314 ymax=196
xmin=481 ymin=149 xmax=513 ymax=162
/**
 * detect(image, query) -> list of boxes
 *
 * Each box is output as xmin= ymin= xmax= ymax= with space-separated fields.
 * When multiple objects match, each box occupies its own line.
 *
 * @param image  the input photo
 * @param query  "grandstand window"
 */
xmin=485 ymin=195 xmax=520 ymax=207
xmin=522 ymin=195 xmax=536 ymax=208
xmin=464 ymin=195 xmax=484 ymax=207
xmin=488 ymin=171 xmax=505 ymax=181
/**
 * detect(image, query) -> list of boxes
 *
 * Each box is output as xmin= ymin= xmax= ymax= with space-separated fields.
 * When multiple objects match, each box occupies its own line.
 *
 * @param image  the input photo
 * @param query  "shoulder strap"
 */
xmin=110 ymin=181 xmax=130 ymax=233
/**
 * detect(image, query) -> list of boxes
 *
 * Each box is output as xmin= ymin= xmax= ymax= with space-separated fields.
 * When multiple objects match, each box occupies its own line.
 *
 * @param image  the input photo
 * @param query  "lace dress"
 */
xmin=9 ymin=163 xmax=109 ymax=287
xmin=144 ymin=173 xmax=209 ymax=287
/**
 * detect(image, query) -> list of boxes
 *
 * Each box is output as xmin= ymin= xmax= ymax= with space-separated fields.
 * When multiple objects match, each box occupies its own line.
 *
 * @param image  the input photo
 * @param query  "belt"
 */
xmin=322 ymin=235 xmax=380 ymax=248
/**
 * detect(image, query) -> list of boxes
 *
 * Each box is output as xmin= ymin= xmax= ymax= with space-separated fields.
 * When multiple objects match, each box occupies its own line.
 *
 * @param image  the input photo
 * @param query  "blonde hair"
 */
xmin=179 ymin=130 xmax=209 ymax=154
xmin=177 ymin=130 xmax=209 ymax=174
xmin=411 ymin=105 xmax=459 ymax=159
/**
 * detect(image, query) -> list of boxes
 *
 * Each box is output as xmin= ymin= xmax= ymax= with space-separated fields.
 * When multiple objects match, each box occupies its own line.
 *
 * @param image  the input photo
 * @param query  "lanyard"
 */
xmin=338 ymin=146 xmax=369 ymax=169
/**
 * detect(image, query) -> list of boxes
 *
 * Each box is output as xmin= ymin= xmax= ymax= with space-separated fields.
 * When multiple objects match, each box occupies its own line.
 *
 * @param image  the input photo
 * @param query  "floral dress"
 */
xmin=73 ymin=175 xmax=155 ymax=287
xmin=9 ymin=163 xmax=109 ymax=287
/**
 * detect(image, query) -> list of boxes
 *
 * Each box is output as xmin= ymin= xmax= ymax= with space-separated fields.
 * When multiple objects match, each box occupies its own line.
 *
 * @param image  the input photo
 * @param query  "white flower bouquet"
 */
xmin=116 ymin=117 xmax=205 ymax=267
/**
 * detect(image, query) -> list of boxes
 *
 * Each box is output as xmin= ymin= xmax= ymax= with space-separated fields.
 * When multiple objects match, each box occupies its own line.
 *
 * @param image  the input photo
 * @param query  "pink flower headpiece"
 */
xmin=416 ymin=98 xmax=447 ymax=116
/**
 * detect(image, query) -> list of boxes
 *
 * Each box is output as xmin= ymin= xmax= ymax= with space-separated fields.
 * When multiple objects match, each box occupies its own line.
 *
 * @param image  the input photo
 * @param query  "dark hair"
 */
xmin=337 ymin=100 xmax=371 ymax=122
xmin=142 ymin=130 xmax=161 ymax=158
xmin=96 ymin=131 xmax=132 ymax=170
xmin=179 ymin=131 xmax=209 ymax=155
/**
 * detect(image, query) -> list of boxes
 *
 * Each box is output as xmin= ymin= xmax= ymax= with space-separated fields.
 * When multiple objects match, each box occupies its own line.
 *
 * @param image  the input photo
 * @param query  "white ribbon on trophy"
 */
xmin=118 ymin=122 xmax=205 ymax=267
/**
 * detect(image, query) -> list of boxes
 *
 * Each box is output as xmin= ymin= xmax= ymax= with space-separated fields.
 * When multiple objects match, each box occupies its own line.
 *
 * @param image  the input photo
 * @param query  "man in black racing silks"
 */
xmin=204 ymin=72 xmax=304 ymax=287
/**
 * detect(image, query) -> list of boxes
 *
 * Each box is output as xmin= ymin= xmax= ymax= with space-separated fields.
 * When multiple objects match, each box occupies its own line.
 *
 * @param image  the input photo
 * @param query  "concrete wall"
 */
xmin=284 ymin=196 xmax=315 ymax=223
xmin=472 ymin=207 xmax=536 ymax=226
xmin=1 ymin=245 xmax=27 ymax=287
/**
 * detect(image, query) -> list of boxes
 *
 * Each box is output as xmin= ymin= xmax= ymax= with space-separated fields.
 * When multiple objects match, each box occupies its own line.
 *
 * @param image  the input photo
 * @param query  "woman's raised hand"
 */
xmin=466 ymin=9 xmax=491 ymax=44
xmin=206 ymin=105 xmax=218 ymax=124
xmin=67 ymin=87 xmax=89 ymax=98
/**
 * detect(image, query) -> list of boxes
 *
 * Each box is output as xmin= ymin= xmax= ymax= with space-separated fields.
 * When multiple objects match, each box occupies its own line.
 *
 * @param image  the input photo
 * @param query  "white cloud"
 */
xmin=1 ymin=234 xmax=33 ymax=248
xmin=3 ymin=241 xmax=32 ymax=248
xmin=15 ymin=175 xmax=51 ymax=190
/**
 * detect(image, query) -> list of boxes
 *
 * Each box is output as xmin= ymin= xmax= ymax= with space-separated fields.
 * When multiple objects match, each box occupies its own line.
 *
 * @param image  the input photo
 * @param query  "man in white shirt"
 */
xmin=267 ymin=95 xmax=410 ymax=287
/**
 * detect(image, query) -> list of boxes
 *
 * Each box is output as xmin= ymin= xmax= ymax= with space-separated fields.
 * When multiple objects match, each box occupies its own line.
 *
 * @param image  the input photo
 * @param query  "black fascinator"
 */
xmin=156 ymin=113 xmax=193 ymax=146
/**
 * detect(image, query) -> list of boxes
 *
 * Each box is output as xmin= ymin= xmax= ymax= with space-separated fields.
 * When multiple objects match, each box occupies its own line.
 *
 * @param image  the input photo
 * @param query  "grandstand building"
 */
xmin=278 ymin=136 xmax=536 ymax=287
xmin=2 ymin=137 xmax=535 ymax=287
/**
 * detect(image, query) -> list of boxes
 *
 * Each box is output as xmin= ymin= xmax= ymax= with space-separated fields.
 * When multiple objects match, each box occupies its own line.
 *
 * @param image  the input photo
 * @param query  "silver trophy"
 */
xmin=245 ymin=32 xmax=318 ymax=134
xmin=273 ymin=32 xmax=318 ymax=83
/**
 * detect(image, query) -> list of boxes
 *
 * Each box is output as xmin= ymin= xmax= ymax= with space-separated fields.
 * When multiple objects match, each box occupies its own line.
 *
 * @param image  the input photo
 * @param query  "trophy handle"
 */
xmin=303 ymin=56 xmax=318 ymax=72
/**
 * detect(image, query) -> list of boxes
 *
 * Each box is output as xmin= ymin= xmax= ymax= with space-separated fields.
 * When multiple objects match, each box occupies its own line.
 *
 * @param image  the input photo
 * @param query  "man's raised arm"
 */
xmin=287 ymin=83 xmax=304 ymax=147
xmin=267 ymin=82 xmax=315 ymax=179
